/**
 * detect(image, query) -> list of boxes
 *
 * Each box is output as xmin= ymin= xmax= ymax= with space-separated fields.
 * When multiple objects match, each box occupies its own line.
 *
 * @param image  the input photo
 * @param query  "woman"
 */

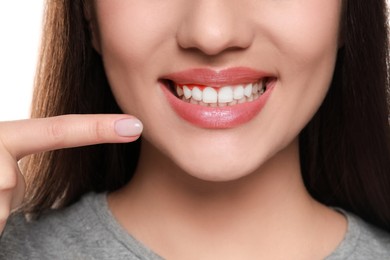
xmin=0 ymin=0 xmax=389 ymax=259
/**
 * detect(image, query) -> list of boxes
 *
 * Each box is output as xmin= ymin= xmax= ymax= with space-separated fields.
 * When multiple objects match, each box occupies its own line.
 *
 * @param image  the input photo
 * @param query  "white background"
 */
xmin=0 ymin=1 xmax=44 ymax=120
xmin=0 ymin=1 xmax=389 ymax=121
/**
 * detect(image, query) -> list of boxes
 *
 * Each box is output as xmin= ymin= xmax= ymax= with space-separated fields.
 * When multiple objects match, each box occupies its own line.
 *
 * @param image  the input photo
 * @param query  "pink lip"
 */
xmin=162 ymin=67 xmax=272 ymax=86
xmin=161 ymin=67 xmax=275 ymax=129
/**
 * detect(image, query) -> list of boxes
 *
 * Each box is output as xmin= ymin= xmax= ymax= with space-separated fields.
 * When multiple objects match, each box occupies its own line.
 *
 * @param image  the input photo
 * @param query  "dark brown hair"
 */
xmin=22 ymin=0 xmax=390 ymax=232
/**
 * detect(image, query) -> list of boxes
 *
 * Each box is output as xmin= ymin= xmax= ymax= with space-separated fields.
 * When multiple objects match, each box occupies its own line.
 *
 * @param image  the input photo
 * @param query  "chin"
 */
xmin=184 ymin=166 xmax=255 ymax=183
xmin=173 ymin=152 xmax=265 ymax=183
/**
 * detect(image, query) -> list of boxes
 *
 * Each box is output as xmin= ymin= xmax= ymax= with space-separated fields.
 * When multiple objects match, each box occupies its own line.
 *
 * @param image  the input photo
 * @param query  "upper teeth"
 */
xmin=175 ymin=81 xmax=266 ymax=106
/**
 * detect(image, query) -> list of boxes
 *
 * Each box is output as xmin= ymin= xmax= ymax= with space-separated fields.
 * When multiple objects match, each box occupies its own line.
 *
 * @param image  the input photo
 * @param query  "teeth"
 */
xmin=176 ymin=86 xmax=184 ymax=97
xmin=228 ymin=100 xmax=238 ymax=106
xmin=203 ymin=87 xmax=218 ymax=103
xmin=190 ymin=98 xmax=198 ymax=105
xmin=244 ymin=83 xmax=253 ymax=97
xmin=260 ymin=83 xmax=265 ymax=94
xmin=174 ymin=79 xmax=269 ymax=107
xmin=252 ymin=83 xmax=259 ymax=94
xmin=192 ymin=87 xmax=203 ymax=101
xmin=183 ymin=85 xmax=192 ymax=99
xmin=233 ymin=85 xmax=244 ymax=100
xmin=238 ymin=97 xmax=246 ymax=104
xmin=199 ymin=101 xmax=208 ymax=106
xmin=218 ymin=86 xmax=234 ymax=103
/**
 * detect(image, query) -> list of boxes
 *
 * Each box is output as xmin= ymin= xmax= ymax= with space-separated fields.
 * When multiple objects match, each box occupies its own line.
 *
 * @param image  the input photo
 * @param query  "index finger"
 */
xmin=0 ymin=114 xmax=143 ymax=160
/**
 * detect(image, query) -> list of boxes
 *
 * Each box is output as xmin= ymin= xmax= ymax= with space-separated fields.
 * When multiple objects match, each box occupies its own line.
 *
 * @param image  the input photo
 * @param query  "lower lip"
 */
xmin=161 ymin=81 xmax=275 ymax=129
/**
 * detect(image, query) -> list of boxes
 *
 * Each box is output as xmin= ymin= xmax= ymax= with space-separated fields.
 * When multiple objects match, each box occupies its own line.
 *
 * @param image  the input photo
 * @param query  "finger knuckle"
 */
xmin=46 ymin=119 xmax=66 ymax=146
xmin=0 ymin=170 xmax=17 ymax=191
xmin=89 ymin=120 xmax=110 ymax=142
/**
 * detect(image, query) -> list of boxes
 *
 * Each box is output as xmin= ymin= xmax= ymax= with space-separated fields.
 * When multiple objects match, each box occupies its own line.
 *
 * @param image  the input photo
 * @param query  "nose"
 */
xmin=176 ymin=0 xmax=254 ymax=56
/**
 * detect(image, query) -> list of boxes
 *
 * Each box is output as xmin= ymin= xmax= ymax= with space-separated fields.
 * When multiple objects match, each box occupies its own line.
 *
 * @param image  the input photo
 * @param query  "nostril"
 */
xmin=175 ymin=3 xmax=253 ymax=57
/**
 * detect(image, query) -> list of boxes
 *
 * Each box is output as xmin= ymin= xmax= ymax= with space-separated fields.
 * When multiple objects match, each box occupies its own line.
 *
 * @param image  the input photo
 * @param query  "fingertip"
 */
xmin=114 ymin=117 xmax=143 ymax=137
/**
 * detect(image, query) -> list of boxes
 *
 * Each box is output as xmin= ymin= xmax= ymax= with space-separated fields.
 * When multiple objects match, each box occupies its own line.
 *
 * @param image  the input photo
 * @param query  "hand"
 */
xmin=0 ymin=114 xmax=143 ymax=233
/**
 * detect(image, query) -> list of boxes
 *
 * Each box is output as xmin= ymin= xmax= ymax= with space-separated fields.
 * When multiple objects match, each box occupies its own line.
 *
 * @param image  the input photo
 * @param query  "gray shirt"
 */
xmin=1 ymin=193 xmax=389 ymax=259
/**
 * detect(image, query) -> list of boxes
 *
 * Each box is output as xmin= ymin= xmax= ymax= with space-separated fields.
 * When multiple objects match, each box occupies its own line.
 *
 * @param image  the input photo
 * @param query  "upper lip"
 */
xmin=162 ymin=67 xmax=274 ymax=86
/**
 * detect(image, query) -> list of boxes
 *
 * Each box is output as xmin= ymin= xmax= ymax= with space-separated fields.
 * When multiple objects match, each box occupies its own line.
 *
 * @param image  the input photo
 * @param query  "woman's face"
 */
xmin=92 ymin=0 xmax=342 ymax=181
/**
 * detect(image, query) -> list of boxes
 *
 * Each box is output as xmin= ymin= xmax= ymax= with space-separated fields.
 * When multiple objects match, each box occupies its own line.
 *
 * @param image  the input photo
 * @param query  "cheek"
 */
xmin=92 ymin=2 xmax=178 ymax=118
xmin=94 ymin=1 xmax=179 ymax=69
xmin=270 ymin=0 xmax=341 ymax=98
xmin=258 ymin=0 xmax=341 ymax=64
xmin=257 ymin=1 xmax=342 ymax=144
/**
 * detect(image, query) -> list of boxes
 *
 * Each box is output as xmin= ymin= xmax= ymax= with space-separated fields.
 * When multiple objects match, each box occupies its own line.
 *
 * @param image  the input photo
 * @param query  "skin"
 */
xmin=0 ymin=0 xmax=347 ymax=259
xmin=90 ymin=0 xmax=346 ymax=258
xmin=0 ymin=115 xmax=142 ymax=230
xmin=92 ymin=0 xmax=341 ymax=182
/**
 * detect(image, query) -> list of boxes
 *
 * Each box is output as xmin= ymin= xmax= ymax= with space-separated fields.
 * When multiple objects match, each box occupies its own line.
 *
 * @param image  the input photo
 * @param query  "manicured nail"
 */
xmin=114 ymin=118 xmax=143 ymax=137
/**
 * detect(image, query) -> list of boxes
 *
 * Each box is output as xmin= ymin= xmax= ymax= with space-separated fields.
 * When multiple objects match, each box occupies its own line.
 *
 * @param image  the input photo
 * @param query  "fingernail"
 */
xmin=114 ymin=118 xmax=143 ymax=137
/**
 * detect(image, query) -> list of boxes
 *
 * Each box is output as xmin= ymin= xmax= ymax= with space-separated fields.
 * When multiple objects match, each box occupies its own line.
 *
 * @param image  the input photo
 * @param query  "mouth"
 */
xmin=165 ymin=77 xmax=272 ymax=108
xmin=160 ymin=67 xmax=276 ymax=129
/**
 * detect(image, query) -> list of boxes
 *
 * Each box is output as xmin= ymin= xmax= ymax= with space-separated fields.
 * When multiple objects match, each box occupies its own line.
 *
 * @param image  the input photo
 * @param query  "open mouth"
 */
xmin=163 ymin=77 xmax=275 ymax=107
xmin=160 ymin=67 xmax=276 ymax=128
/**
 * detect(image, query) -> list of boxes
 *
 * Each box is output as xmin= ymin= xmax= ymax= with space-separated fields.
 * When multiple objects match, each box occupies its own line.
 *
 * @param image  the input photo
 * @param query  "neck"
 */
xmin=108 ymin=138 xmax=346 ymax=259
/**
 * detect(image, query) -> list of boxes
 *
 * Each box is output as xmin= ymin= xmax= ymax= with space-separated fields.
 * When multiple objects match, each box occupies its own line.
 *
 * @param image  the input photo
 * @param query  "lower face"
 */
xmin=92 ymin=0 xmax=342 ymax=181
